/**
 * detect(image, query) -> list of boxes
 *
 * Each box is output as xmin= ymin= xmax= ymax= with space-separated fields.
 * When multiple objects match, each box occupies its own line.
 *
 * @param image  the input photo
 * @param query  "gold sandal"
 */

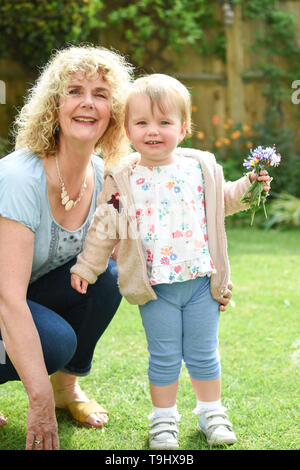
xmin=65 ymin=399 xmax=108 ymax=428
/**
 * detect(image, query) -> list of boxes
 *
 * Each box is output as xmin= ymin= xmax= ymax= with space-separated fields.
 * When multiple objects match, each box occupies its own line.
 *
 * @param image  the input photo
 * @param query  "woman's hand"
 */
xmin=26 ymin=392 xmax=59 ymax=450
xmin=217 ymin=281 xmax=233 ymax=312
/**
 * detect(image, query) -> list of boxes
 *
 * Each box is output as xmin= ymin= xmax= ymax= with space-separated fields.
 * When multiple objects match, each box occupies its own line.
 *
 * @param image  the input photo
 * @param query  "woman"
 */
xmin=0 ymin=45 xmax=232 ymax=450
xmin=0 ymin=45 xmax=133 ymax=450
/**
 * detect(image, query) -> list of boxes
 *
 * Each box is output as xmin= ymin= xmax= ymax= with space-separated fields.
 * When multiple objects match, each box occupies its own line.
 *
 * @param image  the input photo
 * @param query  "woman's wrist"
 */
xmin=26 ymin=378 xmax=54 ymax=405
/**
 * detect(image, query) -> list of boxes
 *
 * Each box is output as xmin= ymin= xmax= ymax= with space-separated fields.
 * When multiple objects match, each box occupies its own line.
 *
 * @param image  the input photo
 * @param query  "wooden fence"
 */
xmin=0 ymin=1 xmax=300 ymax=150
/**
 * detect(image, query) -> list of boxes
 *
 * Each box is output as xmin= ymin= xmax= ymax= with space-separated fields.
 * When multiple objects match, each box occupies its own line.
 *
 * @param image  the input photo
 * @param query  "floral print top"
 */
xmin=130 ymin=155 xmax=216 ymax=285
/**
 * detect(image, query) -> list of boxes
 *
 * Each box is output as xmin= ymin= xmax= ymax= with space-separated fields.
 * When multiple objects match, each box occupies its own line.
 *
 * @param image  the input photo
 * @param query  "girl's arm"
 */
xmin=224 ymin=170 xmax=270 ymax=216
xmin=70 ymin=176 xmax=120 ymax=284
xmin=0 ymin=218 xmax=59 ymax=449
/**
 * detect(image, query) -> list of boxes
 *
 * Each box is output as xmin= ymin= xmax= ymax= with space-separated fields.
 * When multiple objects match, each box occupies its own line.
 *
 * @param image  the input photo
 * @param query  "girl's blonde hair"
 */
xmin=14 ymin=45 xmax=134 ymax=165
xmin=125 ymin=73 xmax=192 ymax=133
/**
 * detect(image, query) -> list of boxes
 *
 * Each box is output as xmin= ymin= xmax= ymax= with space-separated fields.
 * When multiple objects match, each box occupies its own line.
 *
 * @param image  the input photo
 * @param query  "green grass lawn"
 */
xmin=0 ymin=227 xmax=299 ymax=450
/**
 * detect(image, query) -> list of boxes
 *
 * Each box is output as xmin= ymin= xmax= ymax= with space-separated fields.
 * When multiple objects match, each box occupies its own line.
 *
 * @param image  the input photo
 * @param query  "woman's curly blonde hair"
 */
xmin=14 ymin=45 xmax=134 ymax=165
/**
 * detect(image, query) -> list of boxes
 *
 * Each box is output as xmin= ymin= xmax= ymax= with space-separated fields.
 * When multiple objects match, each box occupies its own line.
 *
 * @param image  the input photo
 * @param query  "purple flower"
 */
xmin=243 ymin=145 xmax=281 ymax=171
xmin=240 ymin=145 xmax=281 ymax=225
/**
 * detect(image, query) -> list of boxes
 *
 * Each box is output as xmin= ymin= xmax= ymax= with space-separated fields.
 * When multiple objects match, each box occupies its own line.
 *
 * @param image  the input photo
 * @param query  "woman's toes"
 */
xmin=85 ymin=412 xmax=107 ymax=427
xmin=0 ymin=415 xmax=7 ymax=426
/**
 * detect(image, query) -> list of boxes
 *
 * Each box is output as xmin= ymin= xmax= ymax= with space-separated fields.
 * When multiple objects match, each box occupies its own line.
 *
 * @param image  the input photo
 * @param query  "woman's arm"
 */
xmin=0 ymin=218 xmax=59 ymax=450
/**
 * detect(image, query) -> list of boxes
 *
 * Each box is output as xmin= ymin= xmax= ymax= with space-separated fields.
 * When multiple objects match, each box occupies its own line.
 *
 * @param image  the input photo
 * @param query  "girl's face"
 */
xmin=126 ymin=94 xmax=187 ymax=166
xmin=58 ymin=72 xmax=111 ymax=150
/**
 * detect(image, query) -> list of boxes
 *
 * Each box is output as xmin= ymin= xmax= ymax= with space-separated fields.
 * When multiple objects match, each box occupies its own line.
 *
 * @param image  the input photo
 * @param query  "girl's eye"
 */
xmin=161 ymin=121 xmax=170 ymax=125
xmin=68 ymin=89 xmax=79 ymax=95
xmin=137 ymin=121 xmax=147 ymax=125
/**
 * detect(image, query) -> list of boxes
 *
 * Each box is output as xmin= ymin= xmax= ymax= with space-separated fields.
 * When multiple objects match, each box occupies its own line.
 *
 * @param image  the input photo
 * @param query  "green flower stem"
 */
xmin=240 ymin=166 xmax=271 ymax=225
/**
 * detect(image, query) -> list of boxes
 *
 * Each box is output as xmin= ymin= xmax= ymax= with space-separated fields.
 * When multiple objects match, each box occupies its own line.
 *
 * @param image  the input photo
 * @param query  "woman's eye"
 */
xmin=68 ymin=89 xmax=79 ymax=95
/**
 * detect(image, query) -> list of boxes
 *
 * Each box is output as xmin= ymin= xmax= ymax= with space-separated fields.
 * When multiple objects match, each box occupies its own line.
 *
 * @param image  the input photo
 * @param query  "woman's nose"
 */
xmin=81 ymin=92 xmax=94 ymax=108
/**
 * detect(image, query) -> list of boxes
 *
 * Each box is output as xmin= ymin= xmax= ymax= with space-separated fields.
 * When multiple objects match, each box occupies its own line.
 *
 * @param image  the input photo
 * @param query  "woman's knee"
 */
xmin=0 ymin=310 xmax=77 ymax=382
xmin=28 ymin=300 xmax=77 ymax=375
xmin=43 ymin=320 xmax=77 ymax=375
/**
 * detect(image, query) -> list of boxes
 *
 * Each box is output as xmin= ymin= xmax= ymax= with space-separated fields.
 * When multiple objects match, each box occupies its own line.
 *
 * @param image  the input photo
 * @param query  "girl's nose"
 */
xmin=148 ymin=126 xmax=159 ymax=135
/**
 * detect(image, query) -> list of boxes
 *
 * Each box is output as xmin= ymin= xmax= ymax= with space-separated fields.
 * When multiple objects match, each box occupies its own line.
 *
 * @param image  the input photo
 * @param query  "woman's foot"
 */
xmin=50 ymin=372 xmax=108 ymax=427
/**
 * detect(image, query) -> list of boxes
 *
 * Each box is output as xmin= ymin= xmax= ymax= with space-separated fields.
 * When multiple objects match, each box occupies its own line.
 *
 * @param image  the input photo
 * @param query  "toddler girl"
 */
xmin=71 ymin=74 xmax=270 ymax=449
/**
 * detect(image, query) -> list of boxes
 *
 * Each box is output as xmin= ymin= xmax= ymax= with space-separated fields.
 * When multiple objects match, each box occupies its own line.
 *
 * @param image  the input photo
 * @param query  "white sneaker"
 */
xmin=149 ymin=416 xmax=179 ymax=450
xmin=197 ymin=408 xmax=237 ymax=446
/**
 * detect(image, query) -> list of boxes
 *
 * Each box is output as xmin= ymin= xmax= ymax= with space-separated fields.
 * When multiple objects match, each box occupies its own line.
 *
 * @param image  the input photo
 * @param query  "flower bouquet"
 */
xmin=240 ymin=146 xmax=281 ymax=225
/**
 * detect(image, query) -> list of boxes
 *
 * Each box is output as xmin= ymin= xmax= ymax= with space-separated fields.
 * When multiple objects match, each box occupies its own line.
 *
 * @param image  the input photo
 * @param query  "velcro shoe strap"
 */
xmin=207 ymin=416 xmax=233 ymax=429
xmin=149 ymin=424 xmax=179 ymax=437
xmin=205 ymin=409 xmax=228 ymax=419
xmin=149 ymin=417 xmax=177 ymax=428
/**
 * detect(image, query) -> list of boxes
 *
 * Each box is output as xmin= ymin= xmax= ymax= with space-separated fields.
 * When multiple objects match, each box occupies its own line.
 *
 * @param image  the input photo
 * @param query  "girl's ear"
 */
xmin=178 ymin=122 xmax=188 ymax=143
xmin=124 ymin=124 xmax=130 ymax=140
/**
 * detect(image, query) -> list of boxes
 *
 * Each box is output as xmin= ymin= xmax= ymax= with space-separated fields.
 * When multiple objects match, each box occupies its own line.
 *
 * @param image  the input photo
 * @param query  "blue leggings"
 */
xmin=0 ymin=258 xmax=121 ymax=384
xmin=139 ymin=276 xmax=220 ymax=386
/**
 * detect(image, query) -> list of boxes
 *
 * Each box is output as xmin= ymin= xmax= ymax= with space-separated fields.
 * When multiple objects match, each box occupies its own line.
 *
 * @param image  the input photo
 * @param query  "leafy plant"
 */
xmin=106 ymin=0 xmax=225 ymax=71
xmin=0 ymin=0 xmax=105 ymax=73
xmin=0 ymin=0 xmax=225 ymax=74
xmin=265 ymin=192 xmax=300 ymax=229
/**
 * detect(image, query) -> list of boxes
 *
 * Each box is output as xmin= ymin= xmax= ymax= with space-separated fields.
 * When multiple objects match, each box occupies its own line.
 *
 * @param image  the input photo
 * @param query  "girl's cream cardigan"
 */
xmin=71 ymin=148 xmax=251 ymax=305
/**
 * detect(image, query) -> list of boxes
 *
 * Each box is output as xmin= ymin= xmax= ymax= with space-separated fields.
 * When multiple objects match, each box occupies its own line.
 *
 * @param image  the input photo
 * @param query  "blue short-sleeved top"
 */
xmin=0 ymin=148 xmax=104 ymax=283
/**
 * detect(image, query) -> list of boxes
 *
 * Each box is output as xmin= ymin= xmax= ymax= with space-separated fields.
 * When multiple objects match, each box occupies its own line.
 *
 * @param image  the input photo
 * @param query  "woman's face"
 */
xmin=58 ymin=72 xmax=111 ymax=149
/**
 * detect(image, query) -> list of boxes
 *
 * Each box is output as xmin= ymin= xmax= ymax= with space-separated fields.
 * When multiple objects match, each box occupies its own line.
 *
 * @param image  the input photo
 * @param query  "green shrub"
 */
xmin=264 ymin=192 xmax=300 ymax=229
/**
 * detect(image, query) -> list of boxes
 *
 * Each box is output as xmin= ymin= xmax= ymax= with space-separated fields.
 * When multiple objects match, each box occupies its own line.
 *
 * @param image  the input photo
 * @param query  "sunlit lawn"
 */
xmin=0 ymin=227 xmax=299 ymax=450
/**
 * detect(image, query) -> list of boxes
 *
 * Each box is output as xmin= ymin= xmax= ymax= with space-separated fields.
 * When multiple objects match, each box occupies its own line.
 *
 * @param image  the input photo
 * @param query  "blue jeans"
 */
xmin=0 ymin=258 xmax=121 ymax=384
xmin=139 ymin=276 xmax=220 ymax=386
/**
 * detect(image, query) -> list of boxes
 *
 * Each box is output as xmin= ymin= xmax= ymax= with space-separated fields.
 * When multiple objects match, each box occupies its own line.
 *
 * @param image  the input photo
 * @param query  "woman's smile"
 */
xmin=73 ymin=116 xmax=98 ymax=124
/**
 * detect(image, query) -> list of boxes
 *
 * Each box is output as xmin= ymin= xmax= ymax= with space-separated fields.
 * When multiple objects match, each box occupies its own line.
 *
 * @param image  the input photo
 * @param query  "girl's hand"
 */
xmin=71 ymin=273 xmax=88 ymax=294
xmin=217 ymin=281 xmax=233 ymax=312
xmin=249 ymin=169 xmax=271 ymax=193
xmin=111 ymin=242 xmax=120 ymax=261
